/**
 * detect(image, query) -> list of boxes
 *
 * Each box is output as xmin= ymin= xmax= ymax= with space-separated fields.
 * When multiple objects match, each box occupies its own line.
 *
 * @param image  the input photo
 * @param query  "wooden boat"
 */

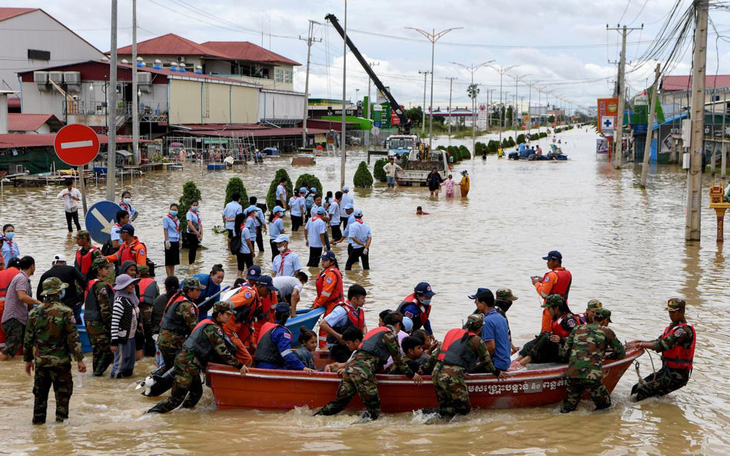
xmin=207 ymin=348 xmax=644 ymax=412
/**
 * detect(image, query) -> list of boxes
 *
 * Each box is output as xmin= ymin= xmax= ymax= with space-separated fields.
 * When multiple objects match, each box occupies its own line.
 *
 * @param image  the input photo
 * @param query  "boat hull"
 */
xmin=207 ymin=349 xmax=643 ymax=412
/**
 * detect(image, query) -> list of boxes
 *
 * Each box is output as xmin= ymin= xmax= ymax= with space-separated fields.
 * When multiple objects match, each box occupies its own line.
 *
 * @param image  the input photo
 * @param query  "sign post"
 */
xmin=54 ymin=124 xmax=101 ymax=216
xmin=85 ymin=201 xmax=123 ymax=244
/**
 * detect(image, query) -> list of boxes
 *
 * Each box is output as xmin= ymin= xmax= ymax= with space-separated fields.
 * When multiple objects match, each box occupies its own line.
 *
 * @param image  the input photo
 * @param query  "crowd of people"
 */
xmin=0 ymin=175 xmax=695 ymax=424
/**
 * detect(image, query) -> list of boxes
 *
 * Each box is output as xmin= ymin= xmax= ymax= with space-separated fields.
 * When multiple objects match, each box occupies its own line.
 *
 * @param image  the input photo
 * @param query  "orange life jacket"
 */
xmin=75 ymin=247 xmax=99 ymax=275
xmin=551 ymin=313 xmax=579 ymax=338
xmin=437 ymin=328 xmax=477 ymax=361
xmin=397 ymin=293 xmax=431 ymax=325
xmin=661 ymin=323 xmax=695 ymax=370
xmin=138 ymin=277 xmax=156 ymax=305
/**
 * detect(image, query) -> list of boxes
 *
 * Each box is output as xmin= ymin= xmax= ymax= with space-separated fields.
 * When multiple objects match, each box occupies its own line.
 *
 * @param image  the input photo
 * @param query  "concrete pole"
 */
xmin=340 ymin=0 xmax=347 ymax=189
xmin=686 ymin=0 xmax=709 ymax=241
xmin=132 ymin=0 xmax=139 ymax=165
xmin=300 ymin=20 xmax=316 ymax=148
xmin=614 ymin=26 xmax=628 ymax=168
xmin=641 ymin=63 xmax=661 ymax=188
xmin=428 ymin=30 xmax=435 ymax=151
xmin=419 ymin=71 xmax=428 ymax=133
xmin=447 ymin=77 xmax=455 ymax=143
xmin=107 ymin=0 xmax=117 ymax=201
xmin=0 ymin=93 xmax=8 ymax=134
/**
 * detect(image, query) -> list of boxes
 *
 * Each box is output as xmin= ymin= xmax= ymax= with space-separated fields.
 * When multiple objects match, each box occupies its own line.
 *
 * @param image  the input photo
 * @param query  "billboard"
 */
xmin=597 ymin=98 xmax=619 ymax=134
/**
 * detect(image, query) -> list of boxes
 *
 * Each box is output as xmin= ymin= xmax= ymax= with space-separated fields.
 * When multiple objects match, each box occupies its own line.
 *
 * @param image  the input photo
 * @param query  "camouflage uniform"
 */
xmin=23 ymin=278 xmax=84 ymax=424
xmin=148 ymin=302 xmax=241 ymax=413
xmin=85 ymin=275 xmax=114 ymax=376
xmin=559 ymin=309 xmax=625 ymax=413
xmin=157 ymin=288 xmax=199 ymax=372
xmin=317 ymin=327 xmax=413 ymax=419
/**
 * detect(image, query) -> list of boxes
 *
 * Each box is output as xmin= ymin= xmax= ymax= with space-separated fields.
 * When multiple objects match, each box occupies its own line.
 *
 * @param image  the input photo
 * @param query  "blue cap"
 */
xmin=468 ymin=287 xmax=491 ymax=300
xmin=120 ymin=224 xmax=135 ymax=235
xmin=255 ymin=275 xmax=278 ymax=291
xmin=542 ymin=250 xmax=562 ymax=261
xmin=321 ymin=250 xmax=336 ymax=262
xmin=353 ymin=209 xmax=363 ymax=218
xmin=414 ymin=282 xmax=436 ymax=298
xmin=316 ymin=207 xmax=326 ymax=215
xmin=245 ymin=205 xmax=257 ymax=214
xmin=342 ymin=185 xmax=350 ymax=192
xmin=310 ymin=187 xmax=317 ymax=192
xmin=246 ymin=265 xmax=261 ymax=281
xmin=344 ymin=203 xmax=354 ymax=210
xmin=402 ymin=316 xmax=413 ymax=333
xmin=273 ymin=206 xmax=284 ymax=214
xmin=275 ymin=302 xmax=290 ymax=314
xmin=274 ymin=234 xmax=289 ymax=243
xmin=299 ymin=187 xmax=307 ymax=194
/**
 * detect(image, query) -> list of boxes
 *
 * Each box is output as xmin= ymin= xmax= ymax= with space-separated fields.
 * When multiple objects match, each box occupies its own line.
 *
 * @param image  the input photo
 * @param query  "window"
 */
xmin=275 ymin=68 xmax=284 ymax=83
xmin=284 ymin=70 xmax=292 ymax=83
xmin=28 ymin=49 xmax=50 ymax=60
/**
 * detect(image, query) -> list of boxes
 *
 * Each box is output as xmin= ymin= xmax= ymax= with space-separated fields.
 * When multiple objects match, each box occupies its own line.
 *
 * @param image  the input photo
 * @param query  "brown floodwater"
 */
xmin=0 ymin=128 xmax=728 ymax=455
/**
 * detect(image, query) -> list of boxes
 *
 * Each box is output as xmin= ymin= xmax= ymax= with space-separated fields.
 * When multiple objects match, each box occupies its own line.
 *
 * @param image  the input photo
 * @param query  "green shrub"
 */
xmin=447 ymin=145 xmax=460 ymax=162
xmin=353 ymin=161 xmax=374 ymax=188
xmin=487 ymin=140 xmax=499 ymax=153
xmin=373 ymin=158 xmax=388 ymax=182
xmin=436 ymin=145 xmax=446 ymax=150
xmin=224 ymin=177 xmax=248 ymax=207
xmin=506 ymin=137 xmax=516 ymax=148
xmin=458 ymin=145 xmax=470 ymax=159
xmin=295 ymin=173 xmax=323 ymax=196
xmin=516 ymin=134 xmax=526 ymax=145
xmin=266 ymin=169 xmax=293 ymax=212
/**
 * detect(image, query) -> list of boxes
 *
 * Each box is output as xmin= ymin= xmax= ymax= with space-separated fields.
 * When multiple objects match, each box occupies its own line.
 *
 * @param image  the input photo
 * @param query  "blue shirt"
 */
xmin=275 ymin=184 xmax=287 ymax=204
xmin=271 ymin=250 xmax=302 ymax=277
xmin=111 ymin=223 xmax=122 ymax=243
xmin=481 ymin=309 xmax=511 ymax=371
xmin=342 ymin=214 xmax=357 ymax=237
xmin=255 ymin=326 xmax=305 ymax=370
xmin=222 ymin=201 xmax=242 ymax=230
xmin=1 ymin=239 xmax=20 ymax=265
xmin=186 ymin=210 xmax=201 ymax=234
xmin=328 ymin=201 xmax=341 ymax=225
xmin=347 ymin=220 xmax=371 ymax=248
xmin=238 ymin=227 xmax=252 ymax=254
xmin=400 ymin=302 xmax=432 ymax=335
xmin=305 ymin=217 xmax=326 ymax=248
xmin=340 ymin=193 xmax=354 ymax=217
xmin=162 ymin=214 xmax=180 ymax=242
xmin=323 ymin=306 xmax=348 ymax=348
xmin=193 ymin=273 xmax=221 ymax=321
xmin=289 ymin=196 xmax=305 ymax=217
xmin=244 ymin=215 xmax=257 ymax=240
xmin=269 ymin=217 xmax=285 ymax=240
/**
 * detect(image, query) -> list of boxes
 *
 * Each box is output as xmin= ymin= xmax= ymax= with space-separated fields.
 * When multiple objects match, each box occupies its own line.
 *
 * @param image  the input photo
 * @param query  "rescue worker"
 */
xmin=627 ymin=298 xmax=695 ymax=401
xmin=268 ymin=206 xmax=286 ymax=261
xmin=396 ymin=282 xmax=436 ymax=335
xmin=304 ymin=207 xmax=328 ymax=267
xmin=271 ymin=234 xmax=303 ymax=278
xmin=105 ymin=224 xmax=148 ymax=268
xmin=532 ymin=250 xmax=572 ymax=333
xmin=516 ymin=294 xmax=579 ymax=366
xmin=320 ymin=284 xmax=368 ymax=362
xmin=23 ymin=277 xmax=86 ymax=424
xmin=311 ymin=250 xmax=344 ymax=348
xmin=577 ymin=299 xmax=603 ymax=324
xmin=148 ymin=301 xmax=248 ymax=413
xmin=157 ymin=277 xmax=204 ymax=373
xmin=495 ymin=288 xmax=519 ymax=354
xmin=225 ymin=271 xmax=275 ymax=348
xmin=193 ymin=264 xmax=225 ymax=321
xmin=137 ymin=264 xmax=160 ymax=357
xmin=559 ymin=308 xmax=625 ymax=413
xmin=73 ymin=230 xmax=100 ymax=276
xmin=83 ymin=257 xmax=115 ymax=376
xmin=315 ymin=311 xmax=423 ymax=422
xmin=430 ymin=314 xmax=505 ymax=419
xmin=108 ymin=210 xmax=129 ymax=253
xmin=254 ymin=302 xmax=316 ymax=372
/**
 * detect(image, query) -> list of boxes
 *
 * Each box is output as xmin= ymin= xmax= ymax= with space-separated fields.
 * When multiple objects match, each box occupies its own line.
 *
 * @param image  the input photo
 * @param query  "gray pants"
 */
xmin=110 ymin=338 xmax=136 ymax=378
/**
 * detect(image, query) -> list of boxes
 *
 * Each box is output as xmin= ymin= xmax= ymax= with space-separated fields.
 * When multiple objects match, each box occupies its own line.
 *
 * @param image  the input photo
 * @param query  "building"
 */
xmin=0 ymin=7 xmax=105 ymax=100
xmin=8 ymin=113 xmax=63 ymax=133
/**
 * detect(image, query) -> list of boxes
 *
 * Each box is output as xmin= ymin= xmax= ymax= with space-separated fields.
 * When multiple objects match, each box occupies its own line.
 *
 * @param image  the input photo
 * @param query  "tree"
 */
xmin=224 ymin=177 xmax=248 ymax=207
xmin=373 ymin=158 xmax=389 ymax=182
xmin=506 ymin=106 xmax=513 ymax=128
xmin=548 ymin=115 xmax=556 ymax=124
xmin=404 ymin=106 xmax=423 ymax=128
xmin=458 ymin=145 xmax=470 ymax=159
xmin=295 ymin=173 xmax=323 ymax=196
xmin=353 ymin=161 xmax=374 ymax=188
xmin=266 ymin=169 xmax=293 ymax=212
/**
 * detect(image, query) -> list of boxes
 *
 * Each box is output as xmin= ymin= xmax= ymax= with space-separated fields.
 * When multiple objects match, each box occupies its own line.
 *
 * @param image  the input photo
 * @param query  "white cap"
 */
xmin=52 ymin=254 xmax=67 ymax=264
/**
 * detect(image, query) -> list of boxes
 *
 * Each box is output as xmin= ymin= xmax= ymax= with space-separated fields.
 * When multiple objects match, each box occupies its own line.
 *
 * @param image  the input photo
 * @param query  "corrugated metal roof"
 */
xmin=0 ymin=7 xmax=38 ymax=22
xmin=116 ymin=33 xmax=228 ymax=58
xmin=0 ymin=133 xmax=136 ymax=149
xmin=8 ymin=114 xmax=63 ymax=132
xmin=182 ymin=127 xmax=326 ymax=138
xmin=662 ymin=75 xmax=730 ymax=92
xmin=201 ymin=41 xmax=300 ymax=66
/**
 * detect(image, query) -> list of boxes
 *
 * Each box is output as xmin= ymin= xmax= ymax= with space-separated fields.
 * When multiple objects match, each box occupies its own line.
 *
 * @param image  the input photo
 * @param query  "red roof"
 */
xmin=116 ymin=33 xmax=228 ymax=58
xmin=0 ymin=7 xmax=38 ymax=22
xmin=182 ymin=127 xmax=325 ymax=139
xmin=0 ymin=133 xmax=136 ymax=149
xmin=201 ymin=41 xmax=300 ymax=66
xmin=662 ymin=75 xmax=730 ymax=92
xmin=8 ymin=114 xmax=63 ymax=132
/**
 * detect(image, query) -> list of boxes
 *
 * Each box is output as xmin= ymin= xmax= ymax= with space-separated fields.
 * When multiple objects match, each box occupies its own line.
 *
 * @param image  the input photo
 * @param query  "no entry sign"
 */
xmin=54 ymin=124 xmax=100 ymax=166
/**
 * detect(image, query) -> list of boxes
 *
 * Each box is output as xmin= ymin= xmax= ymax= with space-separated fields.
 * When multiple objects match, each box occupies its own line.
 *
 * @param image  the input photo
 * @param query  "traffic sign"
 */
xmin=54 ymin=124 xmax=100 ymax=166
xmin=85 ymin=201 xmax=122 ymax=244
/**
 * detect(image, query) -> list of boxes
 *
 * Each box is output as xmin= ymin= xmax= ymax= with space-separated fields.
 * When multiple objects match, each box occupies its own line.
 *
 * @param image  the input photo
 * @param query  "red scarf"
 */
xmin=277 ymin=249 xmax=291 ymax=274
xmin=166 ymin=213 xmax=180 ymax=233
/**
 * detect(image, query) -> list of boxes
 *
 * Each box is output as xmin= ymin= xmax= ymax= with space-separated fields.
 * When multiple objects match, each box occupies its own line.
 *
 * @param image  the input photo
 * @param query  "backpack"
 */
xmin=230 ymin=235 xmax=242 ymax=255
xmin=101 ymin=238 xmax=116 ymax=256
xmin=146 ymin=258 xmax=156 ymax=278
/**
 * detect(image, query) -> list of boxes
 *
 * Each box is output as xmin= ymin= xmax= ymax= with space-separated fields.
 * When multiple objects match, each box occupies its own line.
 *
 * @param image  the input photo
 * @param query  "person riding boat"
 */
xmin=254 ymin=302 xmax=315 ymax=372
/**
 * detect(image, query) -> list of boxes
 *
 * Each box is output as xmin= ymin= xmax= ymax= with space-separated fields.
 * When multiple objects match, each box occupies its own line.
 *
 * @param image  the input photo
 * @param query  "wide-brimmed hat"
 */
xmin=114 ymin=273 xmax=140 ymax=291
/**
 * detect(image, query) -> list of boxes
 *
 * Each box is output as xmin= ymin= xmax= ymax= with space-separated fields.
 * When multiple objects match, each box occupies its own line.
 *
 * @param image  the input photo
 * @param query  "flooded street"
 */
xmin=0 ymin=127 xmax=728 ymax=455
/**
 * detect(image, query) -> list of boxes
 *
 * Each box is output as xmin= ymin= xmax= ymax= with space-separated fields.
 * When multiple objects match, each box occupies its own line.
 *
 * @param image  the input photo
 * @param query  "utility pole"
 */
xmin=299 ymin=20 xmax=321 ymax=148
xmin=608 ymin=24 xmax=642 ymax=168
xmin=686 ymin=0 xmax=709 ymax=241
xmin=340 ymin=0 xmax=347 ymax=189
xmin=446 ymin=76 xmax=457 ymax=143
xmin=107 ymin=0 xmax=117 ymax=201
xmin=418 ymin=70 xmax=430 ymax=133
xmin=452 ymin=61 xmax=493 ymax=155
xmin=488 ymin=64 xmax=517 ymax=145
xmin=509 ymin=73 xmax=529 ymax=136
xmin=641 ymin=63 xmax=661 ymax=188
xmin=366 ymin=61 xmax=378 ymax=120
xmin=132 ymin=0 xmax=139 ymax=165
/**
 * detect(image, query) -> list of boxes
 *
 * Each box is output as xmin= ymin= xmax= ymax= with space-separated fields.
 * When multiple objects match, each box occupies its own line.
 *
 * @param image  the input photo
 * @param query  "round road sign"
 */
xmin=54 ymin=124 xmax=100 ymax=166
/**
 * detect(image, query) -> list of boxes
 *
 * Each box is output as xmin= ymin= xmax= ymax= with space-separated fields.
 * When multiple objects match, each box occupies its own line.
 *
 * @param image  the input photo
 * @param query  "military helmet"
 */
xmin=41 ymin=277 xmax=69 ymax=296
xmin=92 ymin=257 xmax=111 ymax=270
xmin=541 ymin=294 xmax=565 ymax=308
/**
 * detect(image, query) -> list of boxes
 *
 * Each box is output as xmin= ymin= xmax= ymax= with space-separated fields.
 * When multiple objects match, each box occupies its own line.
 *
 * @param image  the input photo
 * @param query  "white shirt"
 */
xmin=340 ymin=193 xmax=354 ymax=217
xmin=57 ymin=188 xmax=81 ymax=212
xmin=272 ymin=276 xmax=303 ymax=297
xmin=304 ymin=217 xmax=327 ymax=248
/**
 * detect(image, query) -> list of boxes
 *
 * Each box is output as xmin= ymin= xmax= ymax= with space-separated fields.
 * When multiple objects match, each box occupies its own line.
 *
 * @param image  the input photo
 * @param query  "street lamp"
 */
xmin=451 ymin=60 xmax=494 ymax=158
xmin=507 ymin=73 xmax=530 ymax=135
xmin=488 ymin=64 xmax=518 ymax=144
xmin=406 ymin=26 xmax=463 ymax=151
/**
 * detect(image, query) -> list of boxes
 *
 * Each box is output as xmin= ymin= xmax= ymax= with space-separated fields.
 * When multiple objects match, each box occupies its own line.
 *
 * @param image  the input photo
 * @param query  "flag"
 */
xmin=647 ymin=87 xmax=665 ymax=123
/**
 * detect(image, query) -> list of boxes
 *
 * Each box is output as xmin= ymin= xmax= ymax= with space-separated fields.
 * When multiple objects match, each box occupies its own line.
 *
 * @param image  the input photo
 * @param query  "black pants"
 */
xmin=341 ymin=218 xmax=348 ymax=231
xmin=255 ymin=226 xmax=265 ymax=252
xmin=65 ymin=210 xmax=81 ymax=232
xmin=307 ymin=247 xmax=323 ymax=267
xmin=346 ymin=247 xmax=370 ymax=270
xmin=329 ymin=344 xmax=353 ymax=363
xmin=519 ymin=333 xmax=562 ymax=363
xmin=187 ymin=233 xmax=199 ymax=264
xmin=270 ymin=240 xmax=278 ymax=261
xmin=330 ymin=225 xmax=342 ymax=242
xmin=291 ymin=215 xmax=303 ymax=231
xmin=631 ymin=367 xmax=690 ymax=401
xmin=236 ymin=252 xmax=254 ymax=272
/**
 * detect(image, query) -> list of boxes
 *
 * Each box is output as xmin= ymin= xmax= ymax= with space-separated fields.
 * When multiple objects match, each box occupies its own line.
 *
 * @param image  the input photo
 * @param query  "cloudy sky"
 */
xmin=7 ymin=0 xmax=730 ymax=111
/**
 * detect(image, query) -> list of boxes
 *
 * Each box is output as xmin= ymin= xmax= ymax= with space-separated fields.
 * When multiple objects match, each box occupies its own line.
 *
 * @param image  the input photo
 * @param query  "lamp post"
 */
xmin=406 ymin=26 xmax=463 ymax=151
xmin=507 ymin=73 xmax=529 ymax=135
xmin=488 ymin=64 xmax=517 ymax=145
xmin=451 ymin=60 xmax=493 ymax=158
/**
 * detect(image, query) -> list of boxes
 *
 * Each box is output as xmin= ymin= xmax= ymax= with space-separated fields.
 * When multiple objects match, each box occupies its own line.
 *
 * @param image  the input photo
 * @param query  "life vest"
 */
xmin=229 ymin=284 xmax=261 ymax=324
xmin=551 ymin=313 xmax=579 ymax=338
xmin=75 ymin=247 xmax=99 ymax=275
xmin=83 ymin=279 xmax=113 ymax=322
xmin=661 ymin=323 xmax=695 ymax=370
xmin=183 ymin=318 xmax=238 ymax=365
xmin=358 ymin=326 xmax=393 ymax=364
xmin=160 ymin=294 xmax=198 ymax=335
xmin=116 ymin=238 xmax=147 ymax=264
xmin=397 ymin=294 xmax=431 ymax=328
xmin=254 ymin=323 xmax=292 ymax=368
xmin=314 ymin=266 xmax=344 ymax=311
xmin=0 ymin=267 xmax=20 ymax=303
xmin=437 ymin=328 xmax=479 ymax=369
xmin=138 ymin=277 xmax=157 ymax=305
xmin=542 ymin=269 xmax=572 ymax=301
xmin=326 ymin=301 xmax=365 ymax=345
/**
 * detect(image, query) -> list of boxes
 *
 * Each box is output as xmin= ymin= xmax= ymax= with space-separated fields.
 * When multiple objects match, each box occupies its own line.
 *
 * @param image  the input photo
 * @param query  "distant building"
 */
xmin=8 ymin=113 xmax=63 ymax=134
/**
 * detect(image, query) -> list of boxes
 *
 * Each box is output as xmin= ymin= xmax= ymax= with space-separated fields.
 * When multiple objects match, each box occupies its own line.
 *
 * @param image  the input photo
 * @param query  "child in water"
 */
xmin=440 ymin=174 xmax=460 ymax=197
xmin=294 ymin=327 xmax=317 ymax=369
xmin=416 ymin=206 xmax=429 ymax=215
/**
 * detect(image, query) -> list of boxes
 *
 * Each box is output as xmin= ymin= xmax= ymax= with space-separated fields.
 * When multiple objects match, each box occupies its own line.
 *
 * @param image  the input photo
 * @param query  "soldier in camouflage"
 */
xmin=157 ymin=277 xmax=204 ymax=373
xmin=577 ymin=299 xmax=603 ymax=324
xmin=148 ymin=300 xmax=247 ymax=413
xmin=431 ymin=314 xmax=505 ymax=418
xmin=628 ymin=298 xmax=695 ymax=401
xmin=84 ymin=257 xmax=115 ymax=376
xmin=316 ymin=311 xmax=423 ymax=421
xmin=23 ymin=277 xmax=86 ymax=424
xmin=559 ymin=308 xmax=625 ymax=413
